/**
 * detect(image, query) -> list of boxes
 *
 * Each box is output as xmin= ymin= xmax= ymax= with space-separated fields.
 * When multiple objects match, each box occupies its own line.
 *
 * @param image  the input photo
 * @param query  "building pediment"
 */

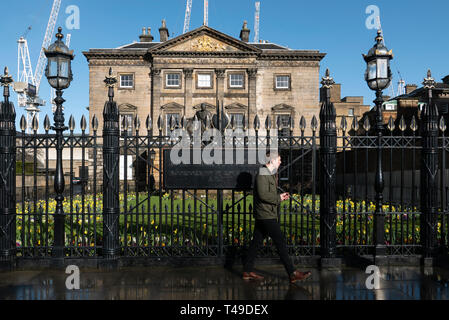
xmin=272 ymin=104 xmax=294 ymax=112
xmin=149 ymin=26 xmax=261 ymax=54
xmin=192 ymin=102 xmax=216 ymax=110
xmin=118 ymin=103 xmax=138 ymax=113
xmin=161 ymin=102 xmax=184 ymax=111
xmin=225 ymin=103 xmax=247 ymax=111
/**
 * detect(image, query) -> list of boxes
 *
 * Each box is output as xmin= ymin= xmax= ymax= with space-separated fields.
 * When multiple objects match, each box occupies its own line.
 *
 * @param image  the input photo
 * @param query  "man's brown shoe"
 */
xmin=242 ymin=272 xmax=264 ymax=280
xmin=290 ymin=270 xmax=311 ymax=284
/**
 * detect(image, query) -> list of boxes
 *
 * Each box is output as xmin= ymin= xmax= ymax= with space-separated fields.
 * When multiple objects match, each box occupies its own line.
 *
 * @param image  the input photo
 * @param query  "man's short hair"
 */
xmin=266 ymin=150 xmax=280 ymax=163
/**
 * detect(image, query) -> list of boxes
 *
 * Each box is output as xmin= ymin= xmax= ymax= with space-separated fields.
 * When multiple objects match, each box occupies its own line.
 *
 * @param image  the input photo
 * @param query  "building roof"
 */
xmin=389 ymin=81 xmax=449 ymax=101
xmin=249 ymin=43 xmax=289 ymax=50
xmin=117 ymin=42 xmax=161 ymax=49
xmin=83 ymin=25 xmax=325 ymax=61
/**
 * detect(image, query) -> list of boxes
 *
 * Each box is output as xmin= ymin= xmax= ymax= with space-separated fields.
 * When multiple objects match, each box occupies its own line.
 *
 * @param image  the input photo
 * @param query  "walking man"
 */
xmin=243 ymin=151 xmax=311 ymax=284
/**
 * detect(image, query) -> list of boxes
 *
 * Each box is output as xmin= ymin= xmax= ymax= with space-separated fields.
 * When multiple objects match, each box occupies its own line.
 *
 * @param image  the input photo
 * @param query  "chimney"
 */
xmin=405 ymin=84 xmax=418 ymax=95
xmin=239 ymin=21 xmax=250 ymax=42
xmin=159 ymin=19 xmax=169 ymax=42
xmin=139 ymin=27 xmax=154 ymax=42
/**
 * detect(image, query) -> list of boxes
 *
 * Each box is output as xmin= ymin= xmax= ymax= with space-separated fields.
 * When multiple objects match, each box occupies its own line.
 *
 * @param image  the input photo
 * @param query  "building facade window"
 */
xmin=348 ymin=108 xmax=354 ymax=116
xmin=165 ymin=73 xmax=181 ymax=88
xmin=197 ymin=73 xmax=212 ymax=88
xmin=384 ymin=103 xmax=396 ymax=111
xmin=229 ymin=73 xmax=244 ymax=88
xmin=275 ymin=75 xmax=290 ymax=90
xmin=120 ymin=114 xmax=134 ymax=136
xmin=120 ymin=74 xmax=134 ymax=89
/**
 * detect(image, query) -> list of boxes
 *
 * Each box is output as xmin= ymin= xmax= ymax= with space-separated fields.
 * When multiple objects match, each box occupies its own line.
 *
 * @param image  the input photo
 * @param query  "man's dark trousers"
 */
xmin=243 ymin=219 xmax=295 ymax=276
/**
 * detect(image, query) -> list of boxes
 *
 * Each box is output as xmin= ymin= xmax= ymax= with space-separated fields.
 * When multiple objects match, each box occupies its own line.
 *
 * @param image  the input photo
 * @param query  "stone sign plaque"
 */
xmin=163 ymin=148 xmax=261 ymax=190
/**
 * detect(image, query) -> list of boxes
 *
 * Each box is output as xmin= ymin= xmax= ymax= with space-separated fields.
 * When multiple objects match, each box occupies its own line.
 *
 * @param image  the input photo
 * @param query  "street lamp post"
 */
xmin=421 ymin=70 xmax=439 ymax=264
xmin=363 ymin=30 xmax=393 ymax=260
xmin=44 ymin=27 xmax=74 ymax=262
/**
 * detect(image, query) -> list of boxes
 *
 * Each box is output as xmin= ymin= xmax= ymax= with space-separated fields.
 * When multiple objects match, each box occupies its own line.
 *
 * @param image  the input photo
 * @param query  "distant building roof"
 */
xmin=389 ymin=77 xmax=449 ymax=101
xmin=117 ymin=42 xmax=161 ymax=49
xmin=249 ymin=43 xmax=290 ymax=50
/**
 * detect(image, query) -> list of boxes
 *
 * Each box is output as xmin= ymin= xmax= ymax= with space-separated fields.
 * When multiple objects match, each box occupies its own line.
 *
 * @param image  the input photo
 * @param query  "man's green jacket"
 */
xmin=253 ymin=165 xmax=280 ymax=220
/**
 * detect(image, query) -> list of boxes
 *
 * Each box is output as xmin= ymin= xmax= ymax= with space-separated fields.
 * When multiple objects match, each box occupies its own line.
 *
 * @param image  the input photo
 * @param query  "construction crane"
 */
xmin=183 ymin=0 xmax=193 ymax=33
xmin=204 ymin=0 xmax=208 ymax=26
xmin=254 ymin=1 xmax=260 ymax=43
xmin=51 ymin=33 xmax=71 ymax=113
xmin=13 ymin=0 xmax=61 ymax=133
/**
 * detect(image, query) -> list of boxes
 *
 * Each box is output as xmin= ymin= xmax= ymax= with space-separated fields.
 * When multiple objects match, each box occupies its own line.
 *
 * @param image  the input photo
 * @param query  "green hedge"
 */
xmin=16 ymin=162 xmax=34 ymax=175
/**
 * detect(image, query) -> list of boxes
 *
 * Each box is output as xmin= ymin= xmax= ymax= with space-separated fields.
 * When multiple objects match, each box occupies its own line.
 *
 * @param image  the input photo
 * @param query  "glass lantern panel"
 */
xmin=368 ymin=61 xmax=377 ymax=81
xmin=377 ymin=59 xmax=388 ymax=78
xmin=59 ymin=60 xmax=69 ymax=78
xmin=49 ymin=59 xmax=58 ymax=77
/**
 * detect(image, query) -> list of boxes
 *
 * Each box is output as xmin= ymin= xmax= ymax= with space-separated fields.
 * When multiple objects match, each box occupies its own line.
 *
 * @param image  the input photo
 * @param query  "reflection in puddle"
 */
xmin=1 ymin=266 xmax=448 ymax=300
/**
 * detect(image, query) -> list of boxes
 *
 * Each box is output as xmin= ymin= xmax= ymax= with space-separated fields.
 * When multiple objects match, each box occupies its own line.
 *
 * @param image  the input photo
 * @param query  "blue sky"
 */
xmin=0 ymin=0 xmax=448 ymax=132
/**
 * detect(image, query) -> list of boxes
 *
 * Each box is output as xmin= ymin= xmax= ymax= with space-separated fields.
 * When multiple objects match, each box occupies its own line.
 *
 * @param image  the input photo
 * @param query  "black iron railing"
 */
xmin=0 ymin=67 xmax=447 ymax=267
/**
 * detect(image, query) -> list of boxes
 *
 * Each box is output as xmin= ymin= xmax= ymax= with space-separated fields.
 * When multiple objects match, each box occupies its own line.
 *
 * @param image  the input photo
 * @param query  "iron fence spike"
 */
xmin=32 ymin=114 xmax=39 ymax=132
xmin=146 ymin=115 xmax=152 ymax=131
xmin=80 ymin=115 xmax=87 ymax=131
xmin=387 ymin=115 xmax=395 ymax=132
xmin=351 ymin=116 xmax=359 ymax=131
xmin=265 ymin=115 xmax=272 ymax=130
xmin=439 ymin=116 xmax=447 ymax=132
xmin=253 ymin=114 xmax=260 ymax=130
xmin=300 ymin=116 xmax=306 ymax=131
xmin=20 ymin=115 xmax=27 ymax=132
xmin=181 ymin=115 xmax=186 ymax=129
xmin=157 ymin=114 xmax=163 ymax=131
xmin=69 ymin=115 xmax=75 ymax=132
xmin=92 ymin=115 xmax=99 ymax=131
xmin=363 ymin=116 xmax=371 ymax=133
xmin=230 ymin=114 xmax=236 ymax=130
xmin=340 ymin=115 xmax=347 ymax=131
xmin=311 ymin=115 xmax=318 ymax=132
xmin=44 ymin=115 xmax=51 ymax=132
xmin=399 ymin=115 xmax=406 ymax=132
xmin=134 ymin=115 xmax=141 ymax=131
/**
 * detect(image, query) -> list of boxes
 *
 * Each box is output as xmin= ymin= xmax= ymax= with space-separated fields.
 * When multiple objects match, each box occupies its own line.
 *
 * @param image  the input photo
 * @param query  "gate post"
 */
xmin=319 ymin=69 xmax=339 ymax=267
xmin=0 ymin=67 xmax=16 ymax=270
xmin=420 ymin=70 xmax=439 ymax=266
xmin=102 ymin=68 xmax=120 ymax=266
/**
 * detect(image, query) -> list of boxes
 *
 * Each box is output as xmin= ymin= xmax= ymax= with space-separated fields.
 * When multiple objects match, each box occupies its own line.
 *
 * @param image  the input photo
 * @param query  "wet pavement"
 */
xmin=0 ymin=265 xmax=448 ymax=300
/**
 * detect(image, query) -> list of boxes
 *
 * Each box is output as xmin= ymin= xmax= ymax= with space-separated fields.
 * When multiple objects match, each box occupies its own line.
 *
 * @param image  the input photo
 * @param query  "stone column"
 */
xmin=247 ymin=68 xmax=258 ymax=125
xmin=150 ymin=67 xmax=161 ymax=136
xmin=184 ymin=68 xmax=193 ymax=117
xmin=215 ymin=68 xmax=226 ymax=105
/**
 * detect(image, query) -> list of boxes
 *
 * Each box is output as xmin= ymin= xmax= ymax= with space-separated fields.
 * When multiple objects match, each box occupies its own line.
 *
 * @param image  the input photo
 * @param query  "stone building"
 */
xmin=319 ymin=82 xmax=370 ymax=129
xmin=82 ymin=20 xmax=326 ymax=187
xmin=83 ymin=20 xmax=326 ymax=137
xmin=362 ymin=74 xmax=449 ymax=134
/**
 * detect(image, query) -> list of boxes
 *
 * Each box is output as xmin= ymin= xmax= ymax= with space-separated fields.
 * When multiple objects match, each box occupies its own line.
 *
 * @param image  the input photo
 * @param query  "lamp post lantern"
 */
xmin=44 ymin=27 xmax=74 ymax=261
xmin=363 ymin=30 xmax=393 ymax=260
